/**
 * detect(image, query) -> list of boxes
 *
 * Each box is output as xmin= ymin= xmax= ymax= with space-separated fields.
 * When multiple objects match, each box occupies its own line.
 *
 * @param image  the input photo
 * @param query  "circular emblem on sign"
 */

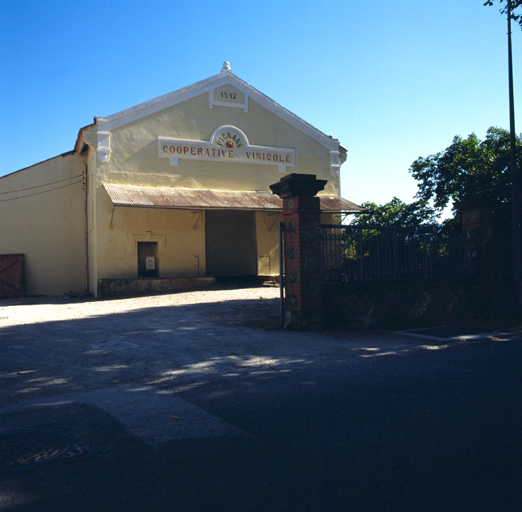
xmin=215 ymin=129 xmax=244 ymax=149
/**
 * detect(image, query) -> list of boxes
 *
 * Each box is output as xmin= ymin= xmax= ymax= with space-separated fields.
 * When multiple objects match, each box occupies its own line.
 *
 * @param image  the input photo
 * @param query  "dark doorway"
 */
xmin=0 ymin=254 xmax=24 ymax=298
xmin=137 ymin=242 xmax=159 ymax=278
xmin=205 ymin=210 xmax=257 ymax=277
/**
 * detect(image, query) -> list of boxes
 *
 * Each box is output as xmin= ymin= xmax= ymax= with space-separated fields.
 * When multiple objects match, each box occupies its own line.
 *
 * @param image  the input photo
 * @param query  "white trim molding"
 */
xmin=97 ymin=131 xmax=111 ymax=163
xmin=93 ymin=63 xmax=343 ymax=168
xmin=158 ymin=125 xmax=295 ymax=172
xmin=330 ymin=150 xmax=341 ymax=177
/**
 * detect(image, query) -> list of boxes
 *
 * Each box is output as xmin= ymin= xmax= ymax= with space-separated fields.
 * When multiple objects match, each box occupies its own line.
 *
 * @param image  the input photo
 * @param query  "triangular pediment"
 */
xmin=94 ymin=64 xmax=339 ymax=153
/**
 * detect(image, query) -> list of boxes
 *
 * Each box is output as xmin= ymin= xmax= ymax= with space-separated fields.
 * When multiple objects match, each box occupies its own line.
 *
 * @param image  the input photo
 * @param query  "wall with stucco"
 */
xmin=256 ymin=212 xmax=282 ymax=276
xmin=320 ymin=213 xmax=342 ymax=225
xmin=79 ymin=78 xmax=346 ymax=293
xmin=95 ymin=187 xmax=206 ymax=281
xmin=86 ymin=147 xmax=99 ymax=295
xmin=83 ymin=92 xmax=340 ymax=195
xmin=0 ymin=72 xmax=348 ymax=297
xmin=0 ymin=152 xmax=87 ymax=296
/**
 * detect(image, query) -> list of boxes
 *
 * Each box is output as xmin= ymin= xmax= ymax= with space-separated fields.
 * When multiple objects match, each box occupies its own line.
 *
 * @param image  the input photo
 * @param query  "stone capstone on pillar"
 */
xmin=270 ymin=173 xmax=327 ymax=199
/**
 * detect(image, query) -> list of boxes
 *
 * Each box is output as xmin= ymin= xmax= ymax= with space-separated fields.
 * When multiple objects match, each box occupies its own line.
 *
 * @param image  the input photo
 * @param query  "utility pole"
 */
xmin=507 ymin=0 xmax=522 ymax=310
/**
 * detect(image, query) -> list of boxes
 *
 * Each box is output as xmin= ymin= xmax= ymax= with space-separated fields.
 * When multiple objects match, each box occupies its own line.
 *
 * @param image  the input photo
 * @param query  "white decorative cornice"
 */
xmin=93 ymin=64 xmax=343 ymax=166
xmin=209 ymin=92 xmax=249 ymax=112
xmin=220 ymin=61 xmax=232 ymax=73
xmin=330 ymin=151 xmax=340 ymax=177
xmin=97 ymin=130 xmax=111 ymax=163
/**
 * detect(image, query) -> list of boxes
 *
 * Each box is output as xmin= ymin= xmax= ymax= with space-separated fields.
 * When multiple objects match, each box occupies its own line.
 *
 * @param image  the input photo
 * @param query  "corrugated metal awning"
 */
xmin=103 ymin=183 xmax=365 ymax=213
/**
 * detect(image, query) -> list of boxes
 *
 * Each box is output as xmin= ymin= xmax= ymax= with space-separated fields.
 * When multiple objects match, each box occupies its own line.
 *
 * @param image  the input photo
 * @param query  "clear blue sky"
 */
xmin=0 ymin=0 xmax=520 ymax=208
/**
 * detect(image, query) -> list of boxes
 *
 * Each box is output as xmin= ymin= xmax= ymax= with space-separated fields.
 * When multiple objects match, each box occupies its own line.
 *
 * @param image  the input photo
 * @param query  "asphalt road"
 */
xmin=1 ymin=288 xmax=521 ymax=511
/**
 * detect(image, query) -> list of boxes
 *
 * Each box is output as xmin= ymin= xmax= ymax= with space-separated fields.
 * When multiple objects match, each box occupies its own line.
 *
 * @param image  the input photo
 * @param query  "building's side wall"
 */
xmin=255 ymin=213 xmax=341 ymax=277
xmin=95 ymin=187 xmax=206 ymax=281
xmin=256 ymin=212 xmax=282 ymax=276
xmin=86 ymin=147 xmax=98 ymax=295
xmin=321 ymin=213 xmax=342 ymax=225
xmin=0 ymin=153 xmax=87 ymax=296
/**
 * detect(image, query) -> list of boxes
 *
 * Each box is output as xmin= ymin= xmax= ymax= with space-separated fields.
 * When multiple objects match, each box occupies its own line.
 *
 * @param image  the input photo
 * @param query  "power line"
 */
xmin=0 ymin=174 xmax=85 ymax=195
xmin=0 ymin=180 xmax=84 ymax=203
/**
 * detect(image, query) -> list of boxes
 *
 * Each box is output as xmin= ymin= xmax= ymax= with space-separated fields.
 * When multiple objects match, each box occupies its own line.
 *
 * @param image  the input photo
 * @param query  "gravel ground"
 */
xmin=2 ymin=284 xmax=522 ymax=511
xmin=0 ymin=284 xmax=286 ymax=444
xmin=0 ymin=282 xmax=430 ymax=444
xmin=0 ymin=283 xmax=281 ymax=327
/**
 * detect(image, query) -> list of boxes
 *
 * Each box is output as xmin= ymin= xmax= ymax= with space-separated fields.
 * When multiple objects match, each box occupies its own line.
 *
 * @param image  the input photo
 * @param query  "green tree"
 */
xmin=409 ymin=127 xmax=522 ymax=229
xmin=485 ymin=0 xmax=522 ymax=309
xmin=484 ymin=0 xmax=522 ymax=29
xmin=350 ymin=197 xmax=440 ymax=233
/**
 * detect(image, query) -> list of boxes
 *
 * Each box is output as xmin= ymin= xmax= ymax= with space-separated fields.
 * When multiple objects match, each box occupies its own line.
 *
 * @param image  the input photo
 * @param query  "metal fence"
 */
xmin=321 ymin=225 xmax=475 ymax=282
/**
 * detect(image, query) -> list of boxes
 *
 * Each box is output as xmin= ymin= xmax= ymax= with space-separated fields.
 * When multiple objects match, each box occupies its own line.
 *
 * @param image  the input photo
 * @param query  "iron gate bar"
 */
xmin=279 ymin=221 xmax=285 ymax=329
xmin=321 ymin=224 xmax=473 ymax=282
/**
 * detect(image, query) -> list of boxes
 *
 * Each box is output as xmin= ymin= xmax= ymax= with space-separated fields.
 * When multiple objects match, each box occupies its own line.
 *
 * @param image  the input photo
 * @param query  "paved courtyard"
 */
xmin=1 ymin=285 xmax=521 ymax=511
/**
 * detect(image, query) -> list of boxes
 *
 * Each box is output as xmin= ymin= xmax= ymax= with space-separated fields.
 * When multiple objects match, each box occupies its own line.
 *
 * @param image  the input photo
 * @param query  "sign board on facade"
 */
xmin=159 ymin=125 xmax=295 ymax=173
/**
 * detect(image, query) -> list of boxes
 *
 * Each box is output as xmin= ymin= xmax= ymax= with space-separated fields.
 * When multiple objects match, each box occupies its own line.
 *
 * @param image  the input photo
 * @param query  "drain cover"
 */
xmin=0 ymin=428 xmax=91 ymax=473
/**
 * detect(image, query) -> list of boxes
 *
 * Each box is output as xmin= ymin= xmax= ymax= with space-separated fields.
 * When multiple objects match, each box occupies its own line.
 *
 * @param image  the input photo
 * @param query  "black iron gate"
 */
xmin=321 ymin=225 xmax=473 ymax=282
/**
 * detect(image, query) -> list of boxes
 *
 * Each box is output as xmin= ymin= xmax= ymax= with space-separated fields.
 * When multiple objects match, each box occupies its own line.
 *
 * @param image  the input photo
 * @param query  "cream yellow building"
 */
xmin=0 ymin=63 xmax=362 ymax=297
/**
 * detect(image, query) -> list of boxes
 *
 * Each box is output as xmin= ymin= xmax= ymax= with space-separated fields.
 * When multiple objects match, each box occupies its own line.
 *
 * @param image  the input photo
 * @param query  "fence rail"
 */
xmin=322 ymin=225 xmax=475 ymax=283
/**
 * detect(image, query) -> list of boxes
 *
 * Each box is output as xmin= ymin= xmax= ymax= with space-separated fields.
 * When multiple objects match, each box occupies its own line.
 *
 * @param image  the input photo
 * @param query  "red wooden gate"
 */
xmin=0 ymin=254 xmax=24 ymax=298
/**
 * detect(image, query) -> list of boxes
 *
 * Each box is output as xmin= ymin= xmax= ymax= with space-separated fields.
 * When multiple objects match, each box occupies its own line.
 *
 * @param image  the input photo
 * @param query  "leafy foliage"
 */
xmin=350 ymin=197 xmax=439 ymax=232
xmin=484 ymin=0 xmax=522 ymax=29
xmin=409 ymin=127 xmax=521 ymax=228
xmin=349 ymin=128 xmax=520 ymax=235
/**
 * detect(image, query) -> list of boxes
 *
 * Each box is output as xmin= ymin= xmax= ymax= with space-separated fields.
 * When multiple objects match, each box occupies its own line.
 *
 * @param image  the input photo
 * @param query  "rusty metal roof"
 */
xmin=103 ymin=183 xmax=365 ymax=212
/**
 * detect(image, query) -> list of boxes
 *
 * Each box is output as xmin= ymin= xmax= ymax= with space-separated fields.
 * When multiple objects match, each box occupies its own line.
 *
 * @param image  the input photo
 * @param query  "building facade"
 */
xmin=0 ymin=63 xmax=363 ymax=297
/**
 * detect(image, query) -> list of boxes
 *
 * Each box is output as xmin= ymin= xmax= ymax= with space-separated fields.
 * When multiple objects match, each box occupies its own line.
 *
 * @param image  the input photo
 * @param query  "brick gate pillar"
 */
xmin=270 ymin=174 xmax=327 ymax=330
